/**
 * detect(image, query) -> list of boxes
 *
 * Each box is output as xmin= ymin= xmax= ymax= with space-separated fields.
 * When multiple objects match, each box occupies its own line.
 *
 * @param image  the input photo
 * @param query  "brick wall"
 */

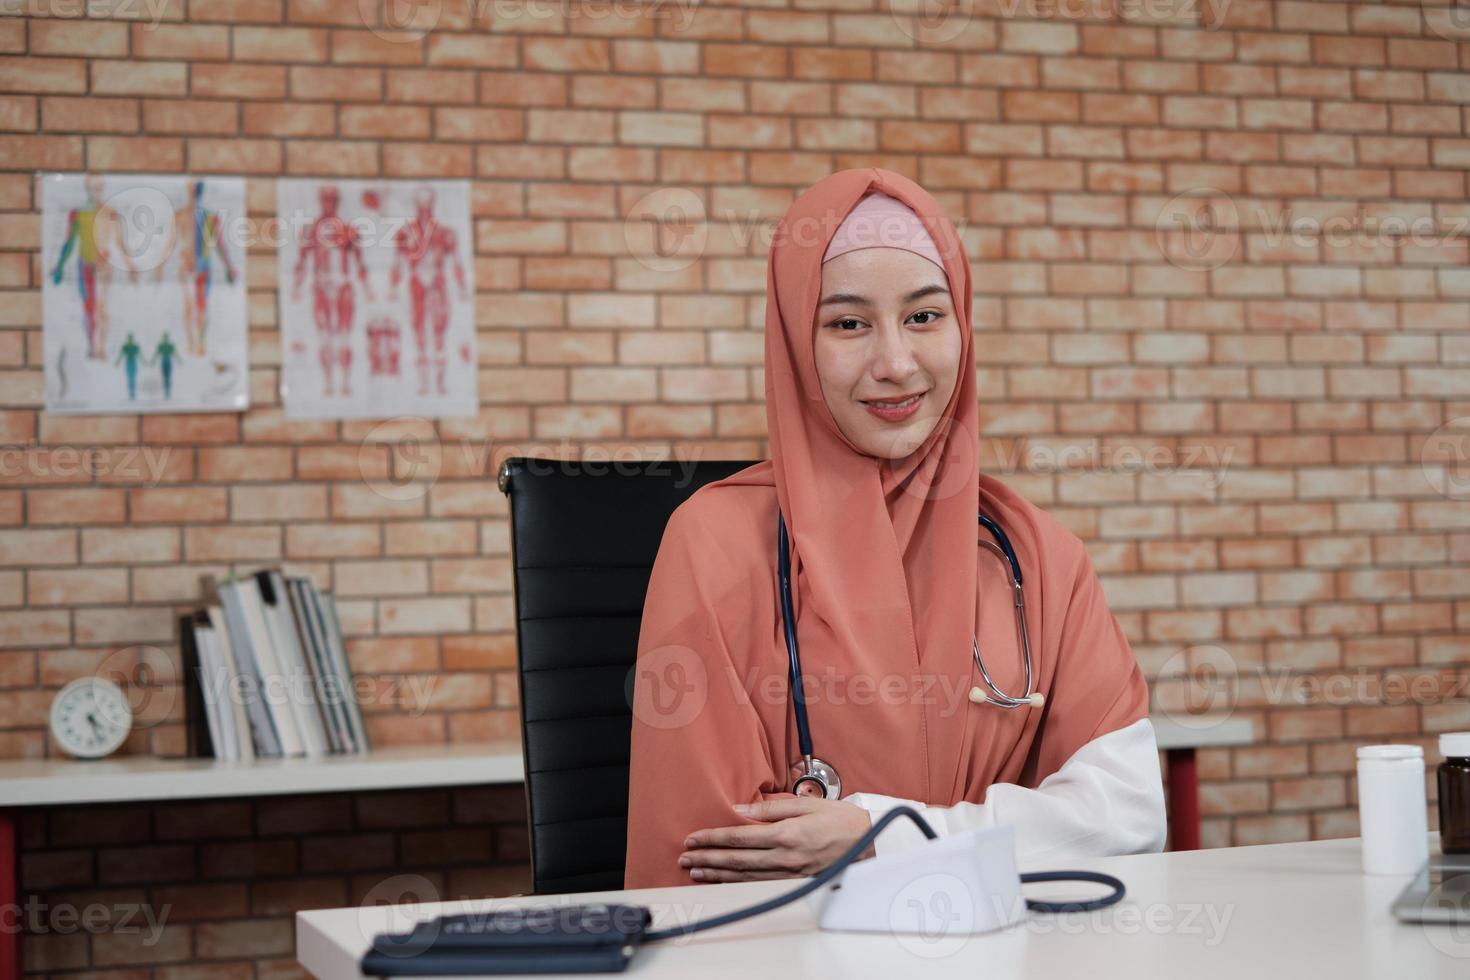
xmin=1 ymin=0 xmax=1469 ymax=973
xmin=16 ymin=784 xmax=530 ymax=975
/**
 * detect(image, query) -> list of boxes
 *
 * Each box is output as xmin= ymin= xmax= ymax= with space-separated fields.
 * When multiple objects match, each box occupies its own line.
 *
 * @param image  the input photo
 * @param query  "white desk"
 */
xmin=298 ymin=834 xmax=1463 ymax=978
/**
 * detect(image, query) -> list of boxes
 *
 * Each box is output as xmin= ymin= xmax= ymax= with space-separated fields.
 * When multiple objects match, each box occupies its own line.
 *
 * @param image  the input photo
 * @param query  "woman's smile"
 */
xmin=861 ymin=390 xmax=926 ymax=421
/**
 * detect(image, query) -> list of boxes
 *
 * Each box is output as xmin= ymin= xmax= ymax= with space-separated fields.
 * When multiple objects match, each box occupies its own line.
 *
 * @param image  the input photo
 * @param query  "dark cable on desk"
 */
xmin=643 ymin=805 xmax=1125 ymax=943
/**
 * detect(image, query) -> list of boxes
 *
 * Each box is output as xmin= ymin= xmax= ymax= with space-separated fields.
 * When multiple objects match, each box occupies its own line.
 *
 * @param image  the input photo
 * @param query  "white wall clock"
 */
xmin=50 ymin=677 xmax=133 ymax=759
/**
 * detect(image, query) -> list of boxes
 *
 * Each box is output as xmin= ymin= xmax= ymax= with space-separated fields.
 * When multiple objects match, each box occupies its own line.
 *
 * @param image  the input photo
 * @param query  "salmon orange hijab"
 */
xmin=624 ymin=167 xmax=1149 ymax=889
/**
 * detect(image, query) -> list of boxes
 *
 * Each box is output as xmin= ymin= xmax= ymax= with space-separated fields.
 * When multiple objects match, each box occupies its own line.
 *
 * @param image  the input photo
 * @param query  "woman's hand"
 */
xmin=677 ymin=797 xmax=877 ymax=883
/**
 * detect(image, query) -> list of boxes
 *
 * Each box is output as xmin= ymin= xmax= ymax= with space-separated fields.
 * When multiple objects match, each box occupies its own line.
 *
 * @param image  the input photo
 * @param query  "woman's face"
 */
xmin=812 ymin=247 xmax=961 ymax=459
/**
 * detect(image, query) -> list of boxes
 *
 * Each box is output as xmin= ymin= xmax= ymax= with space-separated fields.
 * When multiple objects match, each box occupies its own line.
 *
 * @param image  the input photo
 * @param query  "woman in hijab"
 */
xmin=624 ymin=168 xmax=1166 ymax=890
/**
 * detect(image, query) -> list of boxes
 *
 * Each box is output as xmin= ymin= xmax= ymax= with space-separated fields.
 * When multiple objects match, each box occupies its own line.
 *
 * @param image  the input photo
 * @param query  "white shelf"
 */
xmin=0 ymin=719 xmax=1245 ymax=809
xmin=1151 ymin=715 xmax=1254 ymax=751
xmin=0 ymin=740 xmax=524 ymax=808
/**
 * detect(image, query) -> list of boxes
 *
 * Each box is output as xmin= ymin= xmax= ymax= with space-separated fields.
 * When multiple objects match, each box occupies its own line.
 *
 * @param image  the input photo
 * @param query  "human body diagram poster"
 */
xmin=42 ymin=173 xmax=250 ymax=415
xmin=276 ymin=179 xmax=478 ymax=420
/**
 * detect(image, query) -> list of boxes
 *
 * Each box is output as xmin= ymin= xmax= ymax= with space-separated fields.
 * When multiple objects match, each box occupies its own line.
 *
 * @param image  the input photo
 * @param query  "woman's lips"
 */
xmin=862 ymin=391 xmax=924 ymax=421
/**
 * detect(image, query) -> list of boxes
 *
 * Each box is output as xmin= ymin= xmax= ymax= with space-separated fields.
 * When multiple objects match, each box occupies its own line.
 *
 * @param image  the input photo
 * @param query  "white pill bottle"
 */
xmin=1356 ymin=744 xmax=1430 ymax=875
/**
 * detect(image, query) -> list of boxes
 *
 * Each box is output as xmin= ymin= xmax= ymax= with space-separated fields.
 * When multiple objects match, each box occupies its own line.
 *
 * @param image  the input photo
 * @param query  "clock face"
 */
xmin=50 ymin=678 xmax=132 ymax=759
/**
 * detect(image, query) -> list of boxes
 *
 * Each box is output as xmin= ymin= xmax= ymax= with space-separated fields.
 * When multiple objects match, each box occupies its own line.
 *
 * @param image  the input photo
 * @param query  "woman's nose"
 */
xmin=870 ymin=322 xmax=919 ymax=380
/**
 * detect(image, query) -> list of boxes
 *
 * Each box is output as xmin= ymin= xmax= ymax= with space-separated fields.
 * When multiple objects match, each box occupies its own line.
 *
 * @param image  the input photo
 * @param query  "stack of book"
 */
xmin=180 ymin=569 xmax=370 ymax=760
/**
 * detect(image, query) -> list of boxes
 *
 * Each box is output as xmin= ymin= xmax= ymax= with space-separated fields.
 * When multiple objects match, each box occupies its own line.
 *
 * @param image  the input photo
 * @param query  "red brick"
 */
xmin=132 ymin=23 xmax=231 ymax=60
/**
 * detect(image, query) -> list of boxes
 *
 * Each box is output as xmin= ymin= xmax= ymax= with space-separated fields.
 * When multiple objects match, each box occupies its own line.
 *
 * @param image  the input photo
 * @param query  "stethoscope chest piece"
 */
xmin=791 ymin=755 xmax=841 ymax=799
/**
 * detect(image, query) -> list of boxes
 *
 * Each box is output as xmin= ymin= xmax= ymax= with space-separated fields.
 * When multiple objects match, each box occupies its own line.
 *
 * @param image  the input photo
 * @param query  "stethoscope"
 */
xmin=778 ymin=510 xmax=1045 ymax=800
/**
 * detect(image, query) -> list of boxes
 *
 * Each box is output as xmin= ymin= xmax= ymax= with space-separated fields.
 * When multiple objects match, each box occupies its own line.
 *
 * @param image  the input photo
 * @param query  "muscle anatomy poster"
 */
xmin=276 ymin=179 xmax=478 ymax=420
xmin=42 ymin=173 xmax=250 ymax=415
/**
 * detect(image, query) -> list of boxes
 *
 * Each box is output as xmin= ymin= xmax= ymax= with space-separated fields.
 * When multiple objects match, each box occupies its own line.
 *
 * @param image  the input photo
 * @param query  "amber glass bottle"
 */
xmin=1438 ymin=733 xmax=1470 ymax=854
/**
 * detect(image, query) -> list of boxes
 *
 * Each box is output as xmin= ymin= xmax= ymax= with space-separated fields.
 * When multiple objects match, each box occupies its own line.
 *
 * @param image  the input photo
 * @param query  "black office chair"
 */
xmin=497 ymin=456 xmax=755 ymax=894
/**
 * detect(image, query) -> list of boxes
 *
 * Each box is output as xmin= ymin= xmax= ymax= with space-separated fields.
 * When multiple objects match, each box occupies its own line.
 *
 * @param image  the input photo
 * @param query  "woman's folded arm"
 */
xmin=841 ymin=716 xmax=1168 ymax=861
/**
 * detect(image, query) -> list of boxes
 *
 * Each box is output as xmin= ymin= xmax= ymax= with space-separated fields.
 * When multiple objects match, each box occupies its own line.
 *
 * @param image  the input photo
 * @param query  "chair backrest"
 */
xmin=497 ymin=456 xmax=755 ymax=894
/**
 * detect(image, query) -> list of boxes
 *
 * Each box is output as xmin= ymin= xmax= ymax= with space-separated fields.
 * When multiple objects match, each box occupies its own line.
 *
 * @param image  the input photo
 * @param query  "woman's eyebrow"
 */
xmin=818 ymin=283 xmax=950 ymax=307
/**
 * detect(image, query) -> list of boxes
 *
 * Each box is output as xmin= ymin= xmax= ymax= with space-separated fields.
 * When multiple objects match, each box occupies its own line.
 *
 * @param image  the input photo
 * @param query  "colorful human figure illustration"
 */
xmin=292 ymin=185 xmax=374 ymax=397
xmin=161 ymin=179 xmax=236 ymax=357
xmin=50 ymin=174 xmax=136 ymax=360
xmin=148 ymin=331 xmax=179 ymax=400
xmin=114 ymin=331 xmax=143 ymax=400
xmin=389 ymin=186 xmax=469 ymax=397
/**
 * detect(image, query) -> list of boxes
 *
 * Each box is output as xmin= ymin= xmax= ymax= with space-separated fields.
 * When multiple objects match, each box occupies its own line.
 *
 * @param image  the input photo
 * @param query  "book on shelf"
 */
xmin=182 ymin=570 xmax=370 ymax=760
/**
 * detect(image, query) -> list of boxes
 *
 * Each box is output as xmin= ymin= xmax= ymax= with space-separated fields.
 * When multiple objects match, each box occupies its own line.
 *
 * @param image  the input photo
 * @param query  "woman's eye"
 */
xmin=828 ymin=312 xmax=942 ymax=330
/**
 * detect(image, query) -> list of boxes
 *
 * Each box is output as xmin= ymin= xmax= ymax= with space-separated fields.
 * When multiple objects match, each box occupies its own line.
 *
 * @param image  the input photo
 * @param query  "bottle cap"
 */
xmin=1439 ymin=732 xmax=1470 ymax=759
xmin=1357 ymin=744 xmax=1423 ymax=761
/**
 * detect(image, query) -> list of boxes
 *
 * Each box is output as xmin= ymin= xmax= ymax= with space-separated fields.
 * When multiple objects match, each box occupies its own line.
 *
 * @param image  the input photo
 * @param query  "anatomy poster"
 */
xmin=276 ymin=179 xmax=478 ymax=420
xmin=42 ymin=173 xmax=250 ymax=415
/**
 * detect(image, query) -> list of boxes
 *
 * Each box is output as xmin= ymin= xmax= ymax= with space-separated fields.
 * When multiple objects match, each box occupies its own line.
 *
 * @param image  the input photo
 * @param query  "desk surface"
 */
xmin=298 ymin=834 xmax=1465 ymax=979
xmin=0 ymin=740 xmax=524 ymax=807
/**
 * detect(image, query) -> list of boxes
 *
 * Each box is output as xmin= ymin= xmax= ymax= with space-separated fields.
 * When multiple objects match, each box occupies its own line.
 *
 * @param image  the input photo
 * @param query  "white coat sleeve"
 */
xmin=841 ymin=716 xmax=1168 ymax=862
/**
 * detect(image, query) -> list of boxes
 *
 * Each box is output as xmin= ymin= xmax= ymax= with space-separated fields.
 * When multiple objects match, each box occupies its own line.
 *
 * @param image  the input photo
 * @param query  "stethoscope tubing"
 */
xmin=778 ymin=508 xmax=1034 ymax=795
xmin=777 ymin=513 xmax=815 ymax=760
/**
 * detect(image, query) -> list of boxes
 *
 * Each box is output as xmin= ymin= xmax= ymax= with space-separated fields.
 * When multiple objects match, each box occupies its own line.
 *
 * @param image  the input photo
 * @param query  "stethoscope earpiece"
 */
xmin=969 ymin=687 xmax=1045 ymax=708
